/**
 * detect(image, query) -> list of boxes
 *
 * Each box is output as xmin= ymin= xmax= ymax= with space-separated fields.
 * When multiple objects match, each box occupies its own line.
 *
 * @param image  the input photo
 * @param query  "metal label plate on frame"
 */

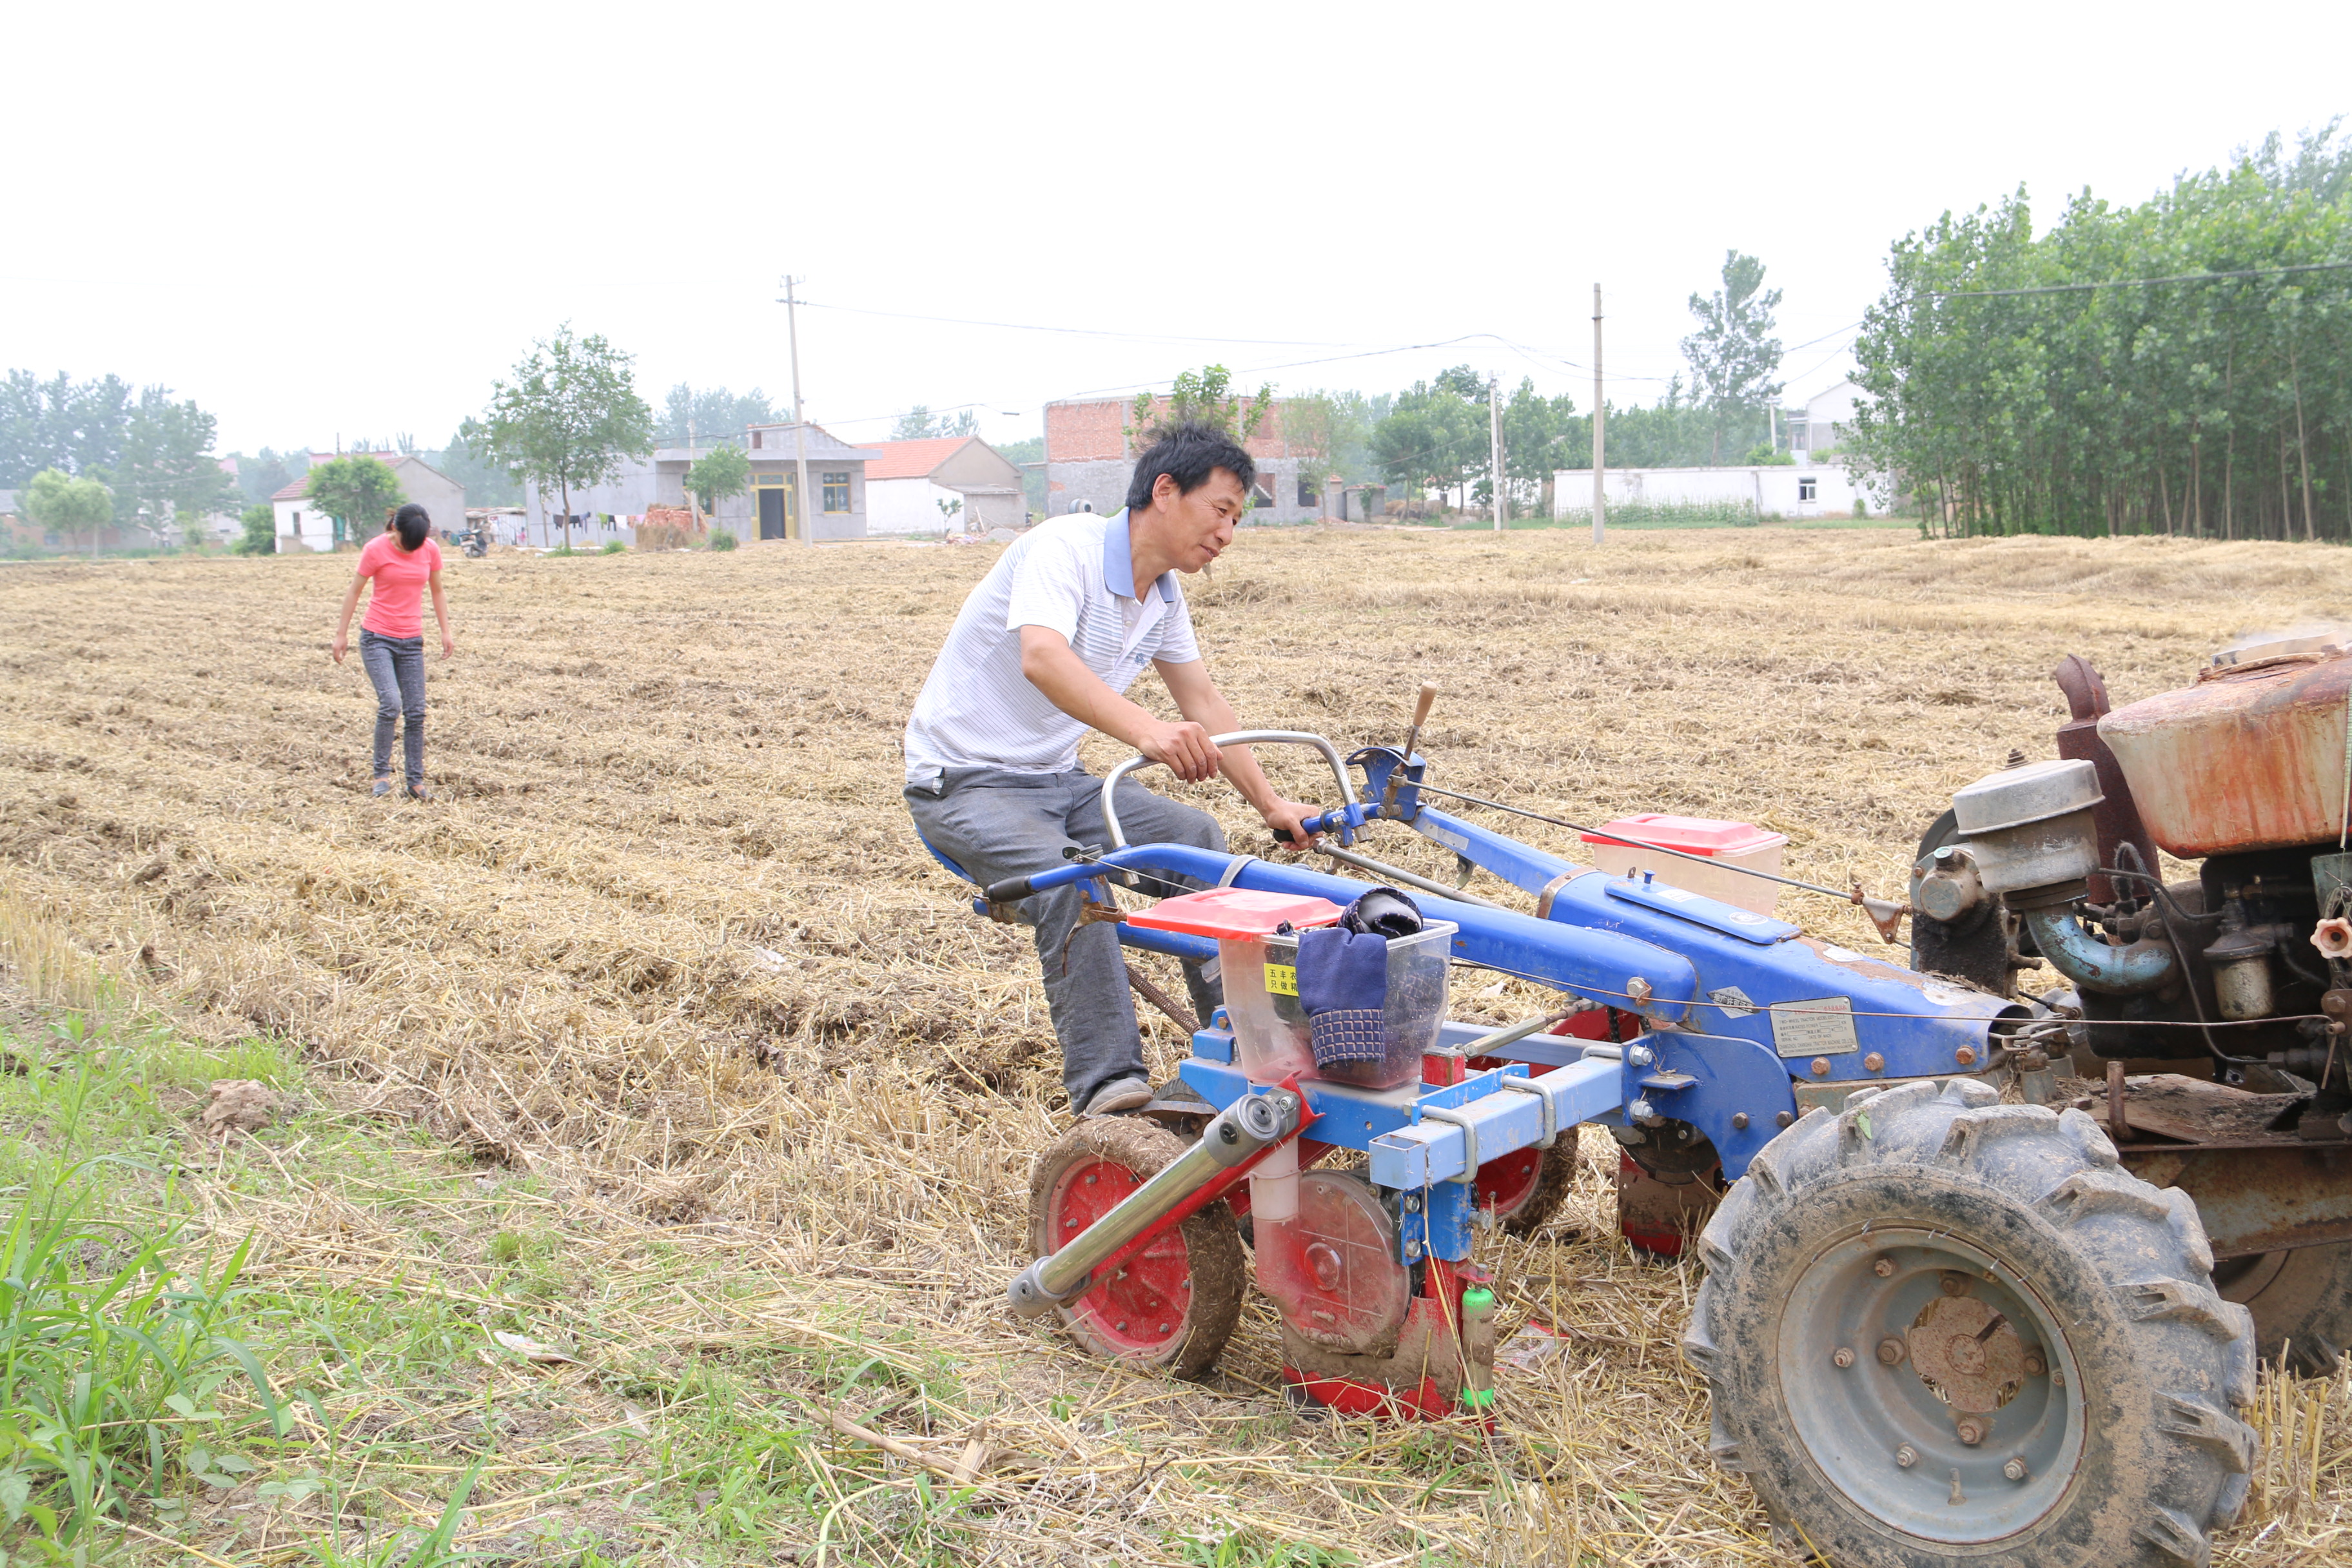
xmin=1770 ymin=995 xmax=1859 ymax=1057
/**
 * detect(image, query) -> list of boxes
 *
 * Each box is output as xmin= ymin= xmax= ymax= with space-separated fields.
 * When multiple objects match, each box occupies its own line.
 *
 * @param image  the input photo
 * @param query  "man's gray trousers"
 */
xmin=905 ymin=767 xmax=1226 ymax=1111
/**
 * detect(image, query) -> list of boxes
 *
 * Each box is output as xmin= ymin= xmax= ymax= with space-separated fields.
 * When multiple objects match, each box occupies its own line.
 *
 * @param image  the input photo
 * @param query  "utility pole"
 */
xmin=780 ymin=274 xmax=814 ymax=546
xmin=1591 ymin=284 xmax=1607 ymax=545
xmin=1488 ymin=372 xmax=1505 ymax=530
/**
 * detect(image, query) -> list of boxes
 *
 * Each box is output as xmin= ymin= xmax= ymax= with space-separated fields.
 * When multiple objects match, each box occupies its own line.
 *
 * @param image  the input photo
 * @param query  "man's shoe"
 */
xmin=1081 ymin=1077 xmax=1153 ymax=1117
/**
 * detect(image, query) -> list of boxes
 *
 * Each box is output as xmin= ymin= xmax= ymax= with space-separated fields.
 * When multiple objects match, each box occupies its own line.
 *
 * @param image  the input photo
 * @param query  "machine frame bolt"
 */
xmin=1894 ymin=1444 xmax=1918 ymax=1469
xmin=1732 ymin=1112 xmax=1750 ymax=1130
xmin=1956 ymin=1046 xmax=1979 ymax=1066
xmin=1627 ymin=1044 xmax=1655 ymax=1067
xmin=2003 ymin=1457 xmax=2029 ymax=1482
xmin=1863 ymin=1052 xmax=1885 ymax=1073
xmin=1832 ymin=1346 xmax=1856 ymax=1368
xmin=1810 ymin=1057 xmax=1831 ymax=1077
xmin=1874 ymin=1257 xmax=1897 ymax=1277
xmin=1776 ymin=1111 xmax=1794 ymax=1128
xmin=1877 ymin=1337 xmax=1907 ymax=1365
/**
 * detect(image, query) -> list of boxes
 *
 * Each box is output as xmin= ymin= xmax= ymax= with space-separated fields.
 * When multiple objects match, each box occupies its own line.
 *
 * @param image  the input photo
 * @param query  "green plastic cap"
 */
xmin=1459 ymin=1386 xmax=1497 ymax=1409
xmin=1462 ymin=1286 xmax=1495 ymax=1312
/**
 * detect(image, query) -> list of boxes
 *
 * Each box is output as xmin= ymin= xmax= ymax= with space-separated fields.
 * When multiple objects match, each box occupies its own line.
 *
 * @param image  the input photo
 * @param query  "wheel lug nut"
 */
xmin=2023 ymin=1350 xmax=2047 ymax=1377
xmin=1873 ymin=1257 xmax=1896 ymax=1278
xmin=1832 ymin=1346 xmax=1855 ymax=1368
xmin=1939 ymin=1271 xmax=1972 ymax=1297
xmin=1894 ymin=1444 xmax=1918 ymax=1469
xmin=2003 ymin=1456 xmax=2029 ymax=1482
xmin=1955 ymin=1417 xmax=1987 ymax=1446
xmin=1877 ymin=1337 xmax=1908 ymax=1366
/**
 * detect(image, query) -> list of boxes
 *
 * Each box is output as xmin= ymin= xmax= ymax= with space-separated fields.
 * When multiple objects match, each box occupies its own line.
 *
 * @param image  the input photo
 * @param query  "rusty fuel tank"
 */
xmin=2100 ymin=649 xmax=2352 ymax=858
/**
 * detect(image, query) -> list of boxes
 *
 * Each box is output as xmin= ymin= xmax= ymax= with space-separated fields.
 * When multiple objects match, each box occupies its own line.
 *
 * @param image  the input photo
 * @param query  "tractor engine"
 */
xmin=1916 ymin=636 xmax=2352 ymax=1135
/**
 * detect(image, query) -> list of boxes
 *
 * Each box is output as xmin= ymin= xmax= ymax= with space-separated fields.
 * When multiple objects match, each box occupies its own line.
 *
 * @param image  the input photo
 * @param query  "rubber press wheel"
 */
xmin=1027 ymin=1117 xmax=1245 ymax=1380
xmin=1685 ymin=1077 xmax=2259 ymax=1568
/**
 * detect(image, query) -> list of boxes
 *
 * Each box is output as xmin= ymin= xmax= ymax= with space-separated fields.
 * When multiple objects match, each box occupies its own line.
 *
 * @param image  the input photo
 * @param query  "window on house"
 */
xmin=1798 ymin=477 xmax=1818 ymax=502
xmin=289 ymin=510 xmax=300 ymax=534
xmin=1297 ymin=477 xmax=1317 ymax=507
xmin=751 ymin=430 xmax=763 ymax=449
xmin=823 ymin=472 xmax=851 ymax=512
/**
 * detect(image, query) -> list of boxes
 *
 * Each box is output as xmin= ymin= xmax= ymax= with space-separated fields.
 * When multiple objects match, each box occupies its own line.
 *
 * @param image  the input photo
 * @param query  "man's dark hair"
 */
xmin=1124 ymin=421 xmax=1255 ymax=513
xmin=393 ymin=503 xmax=431 ymax=551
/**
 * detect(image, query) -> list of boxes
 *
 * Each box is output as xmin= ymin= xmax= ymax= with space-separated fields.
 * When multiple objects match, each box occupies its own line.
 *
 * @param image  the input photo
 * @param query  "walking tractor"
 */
xmin=974 ymin=640 xmax=2352 ymax=1566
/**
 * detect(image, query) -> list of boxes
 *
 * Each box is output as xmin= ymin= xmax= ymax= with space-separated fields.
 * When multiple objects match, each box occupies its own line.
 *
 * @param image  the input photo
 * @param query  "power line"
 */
xmin=1931 ymin=259 xmax=2352 ymax=300
xmin=796 ymin=299 xmax=1373 ymax=349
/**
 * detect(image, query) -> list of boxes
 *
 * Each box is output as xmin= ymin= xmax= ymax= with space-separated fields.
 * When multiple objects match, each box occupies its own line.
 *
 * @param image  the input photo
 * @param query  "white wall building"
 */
xmin=1795 ymin=378 xmax=1863 ymax=458
xmin=1552 ymin=463 xmax=1865 ymax=520
xmin=271 ymin=453 xmax=466 ymax=552
xmin=859 ymin=436 xmax=1028 ymax=534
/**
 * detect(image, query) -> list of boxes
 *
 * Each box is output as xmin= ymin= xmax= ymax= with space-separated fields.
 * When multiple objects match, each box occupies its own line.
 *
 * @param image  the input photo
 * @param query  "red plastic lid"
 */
xmin=1579 ymin=813 xmax=1787 ymax=858
xmin=1126 ymin=888 xmax=1344 ymax=939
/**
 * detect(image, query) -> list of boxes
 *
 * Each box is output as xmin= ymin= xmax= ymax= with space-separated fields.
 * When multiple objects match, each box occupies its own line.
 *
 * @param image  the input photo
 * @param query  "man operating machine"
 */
xmin=901 ymin=422 xmax=1319 ymax=1117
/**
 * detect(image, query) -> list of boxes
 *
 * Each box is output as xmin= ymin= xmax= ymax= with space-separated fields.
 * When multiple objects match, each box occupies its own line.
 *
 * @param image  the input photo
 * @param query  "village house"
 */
xmin=272 ymin=453 xmax=466 ymax=553
xmin=1042 ymin=396 xmax=1329 ymax=523
xmin=858 ymin=436 xmax=1028 ymax=534
xmin=519 ymin=423 xmax=877 ymax=546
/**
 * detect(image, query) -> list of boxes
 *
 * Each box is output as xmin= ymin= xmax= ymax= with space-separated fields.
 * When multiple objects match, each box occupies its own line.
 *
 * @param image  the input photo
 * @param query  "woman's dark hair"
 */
xmin=393 ymin=503 xmax=431 ymax=551
xmin=1124 ymin=421 xmax=1256 ymax=513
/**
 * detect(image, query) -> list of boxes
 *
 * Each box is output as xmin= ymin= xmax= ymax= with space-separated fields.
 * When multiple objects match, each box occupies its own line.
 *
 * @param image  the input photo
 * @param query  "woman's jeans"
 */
xmin=358 ymin=629 xmax=426 ymax=788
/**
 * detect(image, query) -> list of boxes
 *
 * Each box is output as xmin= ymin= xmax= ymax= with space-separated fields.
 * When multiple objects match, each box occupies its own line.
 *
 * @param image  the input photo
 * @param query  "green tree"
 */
xmin=892 ymin=406 xmax=981 ymax=440
xmin=23 ymin=467 xmax=113 ymax=555
xmin=1849 ymin=125 xmax=2352 ymax=540
xmin=1682 ymin=251 xmax=1786 ymax=464
xmin=659 ymin=384 xmax=779 ymax=447
xmin=1279 ymin=391 xmax=1375 ymax=496
xmin=475 ymin=324 xmax=656 ymax=549
xmin=303 ymin=455 xmax=406 ymax=546
xmin=431 ymin=425 xmax=521 ymax=506
xmin=685 ymin=444 xmax=750 ymax=514
xmin=1130 ymin=365 xmax=1274 ymax=444
xmin=1370 ymin=377 xmax=1483 ymax=507
xmin=0 ymin=371 xmax=132 ymax=485
xmin=235 ymin=503 xmax=277 ymax=555
xmin=113 ymin=387 xmax=237 ymax=545
xmin=227 ymin=446 xmax=306 ymax=505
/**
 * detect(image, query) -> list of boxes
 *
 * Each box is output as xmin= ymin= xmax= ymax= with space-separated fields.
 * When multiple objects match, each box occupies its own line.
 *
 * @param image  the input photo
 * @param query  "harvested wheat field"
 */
xmin=3 ymin=526 xmax=2349 ymax=1565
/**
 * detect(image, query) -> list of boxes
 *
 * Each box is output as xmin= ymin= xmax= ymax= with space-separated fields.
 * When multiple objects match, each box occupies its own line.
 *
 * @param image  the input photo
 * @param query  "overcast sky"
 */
xmin=8 ymin=1 xmax=2349 ymax=456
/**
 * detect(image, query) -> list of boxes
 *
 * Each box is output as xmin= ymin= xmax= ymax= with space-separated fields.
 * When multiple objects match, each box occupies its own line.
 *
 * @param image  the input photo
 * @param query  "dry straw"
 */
xmin=1 ymin=527 xmax=2347 ymax=1562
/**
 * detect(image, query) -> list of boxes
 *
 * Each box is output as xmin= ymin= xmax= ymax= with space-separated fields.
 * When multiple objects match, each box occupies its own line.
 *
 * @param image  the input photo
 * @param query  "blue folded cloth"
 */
xmin=1297 ymin=925 xmax=1389 ymax=1066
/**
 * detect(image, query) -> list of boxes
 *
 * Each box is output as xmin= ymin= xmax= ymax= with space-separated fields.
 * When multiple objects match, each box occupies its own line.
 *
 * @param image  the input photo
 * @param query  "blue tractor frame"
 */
xmin=968 ymin=734 xmax=2031 ymax=1282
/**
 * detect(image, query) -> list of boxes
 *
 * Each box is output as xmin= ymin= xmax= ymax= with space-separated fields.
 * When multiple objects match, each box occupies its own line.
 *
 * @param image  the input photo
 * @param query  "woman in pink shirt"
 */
xmin=330 ymin=504 xmax=455 ymax=798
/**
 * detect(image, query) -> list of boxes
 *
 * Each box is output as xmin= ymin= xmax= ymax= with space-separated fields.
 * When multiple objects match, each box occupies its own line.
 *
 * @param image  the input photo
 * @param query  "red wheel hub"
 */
xmin=1047 ymin=1158 xmax=1194 ymax=1355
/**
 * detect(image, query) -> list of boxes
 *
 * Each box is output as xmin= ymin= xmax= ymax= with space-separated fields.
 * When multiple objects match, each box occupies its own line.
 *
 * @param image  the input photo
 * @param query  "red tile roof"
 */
xmin=859 ymin=436 xmax=979 ymax=481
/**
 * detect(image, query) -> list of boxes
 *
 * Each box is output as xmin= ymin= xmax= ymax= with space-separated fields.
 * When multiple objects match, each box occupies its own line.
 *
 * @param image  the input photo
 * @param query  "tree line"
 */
xmin=1257 ymin=250 xmax=1798 ymax=516
xmin=1850 ymin=124 xmax=2352 ymax=539
xmin=1 ymin=372 xmax=238 ymax=548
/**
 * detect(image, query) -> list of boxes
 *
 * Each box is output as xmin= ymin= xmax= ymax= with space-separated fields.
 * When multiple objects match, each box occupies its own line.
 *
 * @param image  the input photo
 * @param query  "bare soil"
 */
xmin=1 ymin=528 xmax=2346 ymax=1563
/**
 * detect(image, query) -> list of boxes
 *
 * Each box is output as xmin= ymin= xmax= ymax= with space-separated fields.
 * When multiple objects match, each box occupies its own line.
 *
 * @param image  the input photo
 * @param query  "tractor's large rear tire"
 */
xmin=1028 ymin=1117 xmax=1245 ymax=1380
xmin=2216 ymin=1239 xmax=2352 ymax=1375
xmin=1685 ymin=1078 xmax=2257 ymax=1568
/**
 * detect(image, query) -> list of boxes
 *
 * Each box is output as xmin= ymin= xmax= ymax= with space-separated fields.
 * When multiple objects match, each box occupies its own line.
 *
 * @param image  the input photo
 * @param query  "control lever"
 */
xmin=1380 ymin=681 xmax=1438 ymax=817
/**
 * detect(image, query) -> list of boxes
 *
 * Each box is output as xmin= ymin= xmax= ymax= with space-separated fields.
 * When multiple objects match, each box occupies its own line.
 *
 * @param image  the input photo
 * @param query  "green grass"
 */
xmin=0 ymin=1006 xmax=994 ymax=1566
xmin=599 ymin=542 xmax=627 ymax=555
